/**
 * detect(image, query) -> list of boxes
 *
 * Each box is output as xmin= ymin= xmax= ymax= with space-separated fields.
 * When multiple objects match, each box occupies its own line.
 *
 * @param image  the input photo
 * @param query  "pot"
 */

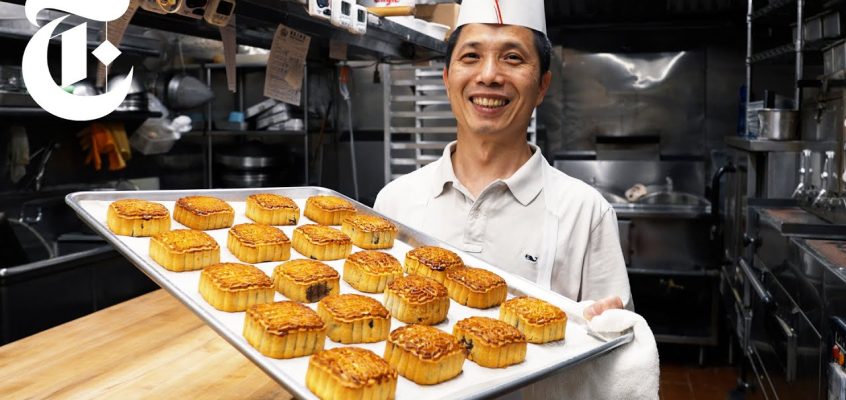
xmin=757 ymin=109 xmax=798 ymax=140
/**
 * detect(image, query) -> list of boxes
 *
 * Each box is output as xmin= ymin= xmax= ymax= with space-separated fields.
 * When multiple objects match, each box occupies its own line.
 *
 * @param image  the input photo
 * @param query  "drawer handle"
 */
xmin=774 ymin=314 xmax=797 ymax=382
xmin=739 ymin=258 xmax=771 ymax=305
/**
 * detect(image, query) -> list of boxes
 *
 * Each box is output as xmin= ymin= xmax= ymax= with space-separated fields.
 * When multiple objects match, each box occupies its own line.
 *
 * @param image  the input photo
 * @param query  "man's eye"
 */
xmin=505 ymin=54 xmax=523 ymax=62
xmin=461 ymin=53 xmax=479 ymax=60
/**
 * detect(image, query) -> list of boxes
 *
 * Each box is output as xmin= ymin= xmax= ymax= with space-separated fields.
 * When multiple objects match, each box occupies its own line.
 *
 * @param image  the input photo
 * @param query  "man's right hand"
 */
xmin=582 ymin=296 xmax=624 ymax=321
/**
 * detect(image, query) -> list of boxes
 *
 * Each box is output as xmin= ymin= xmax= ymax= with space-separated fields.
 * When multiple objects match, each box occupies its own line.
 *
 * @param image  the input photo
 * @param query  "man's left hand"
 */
xmin=582 ymin=296 xmax=624 ymax=321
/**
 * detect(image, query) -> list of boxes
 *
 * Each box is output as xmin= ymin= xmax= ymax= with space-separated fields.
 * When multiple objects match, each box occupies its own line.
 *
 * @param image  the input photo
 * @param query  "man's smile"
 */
xmin=469 ymin=95 xmax=511 ymax=110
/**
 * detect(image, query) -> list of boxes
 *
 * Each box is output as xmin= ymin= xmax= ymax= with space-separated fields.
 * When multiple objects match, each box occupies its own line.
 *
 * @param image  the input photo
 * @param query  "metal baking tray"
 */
xmin=66 ymin=187 xmax=633 ymax=400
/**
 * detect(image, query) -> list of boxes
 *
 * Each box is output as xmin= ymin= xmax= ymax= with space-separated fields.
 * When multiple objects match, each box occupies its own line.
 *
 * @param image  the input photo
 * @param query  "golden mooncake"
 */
xmin=404 ymin=246 xmax=464 ymax=283
xmin=227 ymin=223 xmax=291 ymax=264
xmin=304 ymin=196 xmax=356 ymax=225
xmin=245 ymin=194 xmax=299 ymax=225
xmin=383 ymin=324 xmax=466 ymax=385
xmin=317 ymin=294 xmax=391 ymax=344
xmin=453 ymin=316 xmax=527 ymax=368
xmin=272 ymin=259 xmax=340 ymax=303
xmin=343 ymin=251 xmax=403 ymax=293
xmin=444 ymin=266 xmax=507 ymax=309
xmin=173 ymin=196 xmax=234 ymax=230
xmin=306 ymin=347 xmax=398 ymax=400
xmin=107 ymin=199 xmax=170 ymax=237
xmin=243 ymin=301 xmax=326 ymax=359
xmin=500 ymin=296 xmax=567 ymax=343
xmin=383 ymin=275 xmax=449 ymax=325
xmin=149 ymin=229 xmax=220 ymax=272
xmin=341 ymin=214 xmax=398 ymax=250
xmin=199 ymin=262 xmax=274 ymax=312
xmin=292 ymin=224 xmax=352 ymax=261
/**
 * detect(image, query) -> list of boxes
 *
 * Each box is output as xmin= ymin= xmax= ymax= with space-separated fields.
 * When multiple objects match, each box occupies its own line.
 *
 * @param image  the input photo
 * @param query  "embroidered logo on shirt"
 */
xmin=524 ymin=254 xmax=538 ymax=263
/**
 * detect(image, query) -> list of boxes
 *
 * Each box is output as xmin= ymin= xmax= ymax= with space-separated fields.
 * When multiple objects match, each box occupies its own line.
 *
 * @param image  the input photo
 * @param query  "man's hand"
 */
xmin=582 ymin=296 xmax=624 ymax=321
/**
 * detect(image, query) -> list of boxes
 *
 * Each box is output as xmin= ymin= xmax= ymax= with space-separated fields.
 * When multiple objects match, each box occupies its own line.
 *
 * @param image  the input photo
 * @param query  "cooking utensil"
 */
xmin=154 ymin=74 xmax=214 ymax=110
xmin=757 ymin=109 xmax=798 ymax=141
xmin=109 ymin=74 xmax=148 ymax=112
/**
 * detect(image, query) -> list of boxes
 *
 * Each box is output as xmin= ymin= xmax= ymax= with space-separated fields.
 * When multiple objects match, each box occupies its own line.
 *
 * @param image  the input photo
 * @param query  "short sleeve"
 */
xmin=581 ymin=208 xmax=633 ymax=310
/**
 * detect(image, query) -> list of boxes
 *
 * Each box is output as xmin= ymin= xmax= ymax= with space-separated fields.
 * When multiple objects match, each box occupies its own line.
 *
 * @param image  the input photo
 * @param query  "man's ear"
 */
xmin=536 ymin=71 xmax=552 ymax=107
xmin=442 ymin=65 xmax=450 ymax=93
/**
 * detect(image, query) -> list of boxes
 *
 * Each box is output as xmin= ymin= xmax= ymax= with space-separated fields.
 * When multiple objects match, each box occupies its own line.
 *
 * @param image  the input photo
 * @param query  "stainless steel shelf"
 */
xmin=0 ymin=0 xmax=446 ymax=60
xmin=751 ymin=0 xmax=795 ymax=20
xmin=613 ymin=204 xmax=712 ymax=220
xmin=725 ymin=136 xmax=837 ymax=152
xmin=750 ymin=43 xmax=795 ymax=63
xmin=0 ymin=8 xmax=161 ymax=56
xmin=186 ymin=130 xmax=307 ymax=137
xmin=0 ymin=107 xmax=161 ymax=121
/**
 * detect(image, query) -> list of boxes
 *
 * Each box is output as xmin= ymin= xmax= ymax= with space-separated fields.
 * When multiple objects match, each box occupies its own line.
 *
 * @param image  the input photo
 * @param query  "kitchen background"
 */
xmin=1 ymin=1 xmax=845 ymax=399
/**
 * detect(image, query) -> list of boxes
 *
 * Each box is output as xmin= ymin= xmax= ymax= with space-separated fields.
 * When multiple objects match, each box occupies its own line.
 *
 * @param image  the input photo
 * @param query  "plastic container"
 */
xmin=130 ymin=116 xmax=191 ymax=155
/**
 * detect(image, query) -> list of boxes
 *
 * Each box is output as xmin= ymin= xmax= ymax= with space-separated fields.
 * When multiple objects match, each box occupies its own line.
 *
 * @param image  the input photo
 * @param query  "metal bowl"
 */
xmin=599 ymin=190 xmax=629 ymax=204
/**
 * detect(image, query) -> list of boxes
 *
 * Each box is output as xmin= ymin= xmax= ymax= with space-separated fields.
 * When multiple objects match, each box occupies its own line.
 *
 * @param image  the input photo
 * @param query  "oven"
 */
xmin=737 ymin=207 xmax=832 ymax=399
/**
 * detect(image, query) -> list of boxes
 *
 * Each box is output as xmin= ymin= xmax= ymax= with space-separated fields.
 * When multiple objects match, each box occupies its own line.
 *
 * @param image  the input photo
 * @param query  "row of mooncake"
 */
xmin=107 ymin=194 xmax=398 ymax=250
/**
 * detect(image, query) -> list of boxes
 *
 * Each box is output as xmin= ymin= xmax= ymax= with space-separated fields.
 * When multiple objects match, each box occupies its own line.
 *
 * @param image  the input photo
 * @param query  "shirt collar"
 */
xmin=430 ymin=141 xmax=460 ymax=199
xmin=429 ymin=141 xmax=545 ymax=206
xmin=503 ymin=142 xmax=545 ymax=206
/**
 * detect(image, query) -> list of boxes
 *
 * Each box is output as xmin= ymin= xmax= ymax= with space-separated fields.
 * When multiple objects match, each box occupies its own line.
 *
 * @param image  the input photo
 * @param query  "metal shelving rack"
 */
xmin=194 ymin=62 xmax=309 ymax=188
xmin=383 ymin=64 xmax=454 ymax=183
xmin=745 ymin=0 xmax=805 ymax=137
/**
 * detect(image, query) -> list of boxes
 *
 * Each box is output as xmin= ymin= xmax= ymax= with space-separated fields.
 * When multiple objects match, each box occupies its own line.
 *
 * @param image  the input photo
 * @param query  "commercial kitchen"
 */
xmin=0 ymin=0 xmax=845 ymax=399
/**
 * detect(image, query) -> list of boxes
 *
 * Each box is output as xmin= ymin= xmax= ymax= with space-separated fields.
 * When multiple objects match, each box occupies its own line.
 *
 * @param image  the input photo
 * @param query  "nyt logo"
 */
xmin=22 ymin=0 xmax=133 ymax=121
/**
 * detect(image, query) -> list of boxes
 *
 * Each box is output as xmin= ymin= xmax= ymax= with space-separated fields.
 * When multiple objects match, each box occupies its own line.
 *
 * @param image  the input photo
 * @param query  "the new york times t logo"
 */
xmin=22 ymin=0 xmax=133 ymax=121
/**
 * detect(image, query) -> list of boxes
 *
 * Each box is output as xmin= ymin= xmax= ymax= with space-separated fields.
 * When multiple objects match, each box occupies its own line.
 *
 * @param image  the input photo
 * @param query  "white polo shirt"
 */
xmin=374 ymin=141 xmax=632 ymax=308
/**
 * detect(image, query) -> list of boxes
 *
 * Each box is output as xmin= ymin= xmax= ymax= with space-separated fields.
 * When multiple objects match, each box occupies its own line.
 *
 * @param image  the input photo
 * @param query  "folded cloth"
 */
xmin=7 ymin=126 xmax=29 ymax=183
xmin=625 ymin=183 xmax=648 ymax=202
xmin=515 ymin=302 xmax=660 ymax=400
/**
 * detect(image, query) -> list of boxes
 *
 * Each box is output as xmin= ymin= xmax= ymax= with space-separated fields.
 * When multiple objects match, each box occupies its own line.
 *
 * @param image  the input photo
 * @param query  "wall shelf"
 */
xmin=751 ymin=0 xmax=795 ymax=21
xmin=0 ymin=0 xmax=446 ymax=61
xmin=725 ymin=136 xmax=837 ymax=152
xmin=185 ymin=129 xmax=307 ymax=137
xmin=0 ymin=107 xmax=161 ymax=121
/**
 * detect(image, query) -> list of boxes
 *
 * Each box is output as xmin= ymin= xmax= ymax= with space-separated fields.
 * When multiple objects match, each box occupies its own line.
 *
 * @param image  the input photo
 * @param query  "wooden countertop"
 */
xmin=0 ymin=290 xmax=290 ymax=399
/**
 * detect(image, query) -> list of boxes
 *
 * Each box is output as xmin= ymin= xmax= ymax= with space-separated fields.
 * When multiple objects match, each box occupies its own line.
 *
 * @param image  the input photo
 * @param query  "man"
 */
xmin=375 ymin=0 xmax=630 ymax=319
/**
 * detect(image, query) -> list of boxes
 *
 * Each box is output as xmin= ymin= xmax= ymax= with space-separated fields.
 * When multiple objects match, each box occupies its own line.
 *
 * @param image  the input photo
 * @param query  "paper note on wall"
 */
xmin=264 ymin=25 xmax=311 ymax=106
xmin=220 ymin=17 xmax=238 ymax=92
xmin=97 ymin=0 xmax=141 ymax=88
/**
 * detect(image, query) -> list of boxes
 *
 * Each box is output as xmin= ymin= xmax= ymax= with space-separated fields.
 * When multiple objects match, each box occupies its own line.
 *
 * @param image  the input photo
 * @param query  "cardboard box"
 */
xmin=415 ymin=4 xmax=459 ymax=32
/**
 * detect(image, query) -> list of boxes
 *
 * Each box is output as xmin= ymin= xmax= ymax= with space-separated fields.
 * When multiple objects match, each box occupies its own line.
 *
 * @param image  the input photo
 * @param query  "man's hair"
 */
xmin=445 ymin=25 xmax=552 ymax=76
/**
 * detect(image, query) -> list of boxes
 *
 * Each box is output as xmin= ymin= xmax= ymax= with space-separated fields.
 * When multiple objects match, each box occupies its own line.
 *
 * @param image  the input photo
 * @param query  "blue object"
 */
xmin=228 ymin=111 xmax=245 ymax=123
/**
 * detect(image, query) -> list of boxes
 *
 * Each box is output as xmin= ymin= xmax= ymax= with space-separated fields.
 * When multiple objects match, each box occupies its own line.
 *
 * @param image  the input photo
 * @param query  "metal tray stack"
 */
xmin=66 ymin=187 xmax=632 ymax=400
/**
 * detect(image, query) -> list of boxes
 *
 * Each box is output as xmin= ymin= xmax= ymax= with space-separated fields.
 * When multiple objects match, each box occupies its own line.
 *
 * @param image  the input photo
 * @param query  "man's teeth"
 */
xmin=472 ymin=97 xmax=507 ymax=108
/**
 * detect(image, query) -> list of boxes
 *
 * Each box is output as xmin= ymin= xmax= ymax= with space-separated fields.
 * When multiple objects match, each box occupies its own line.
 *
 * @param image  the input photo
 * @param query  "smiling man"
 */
xmin=375 ymin=0 xmax=631 ymax=318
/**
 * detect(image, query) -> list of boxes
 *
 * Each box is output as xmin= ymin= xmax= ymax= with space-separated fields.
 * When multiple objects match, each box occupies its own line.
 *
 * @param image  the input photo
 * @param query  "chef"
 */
xmin=374 ymin=0 xmax=631 ymax=319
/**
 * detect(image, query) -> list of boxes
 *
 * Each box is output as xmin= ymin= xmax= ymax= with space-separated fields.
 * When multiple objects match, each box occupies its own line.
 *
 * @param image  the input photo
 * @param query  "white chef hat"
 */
xmin=455 ymin=0 xmax=547 ymax=35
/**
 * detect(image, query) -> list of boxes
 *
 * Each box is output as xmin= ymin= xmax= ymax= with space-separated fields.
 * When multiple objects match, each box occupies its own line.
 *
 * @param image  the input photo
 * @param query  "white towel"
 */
xmin=509 ymin=302 xmax=660 ymax=400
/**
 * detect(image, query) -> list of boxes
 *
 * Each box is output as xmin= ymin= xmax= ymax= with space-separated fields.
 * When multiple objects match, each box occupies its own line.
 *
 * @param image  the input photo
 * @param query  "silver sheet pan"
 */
xmin=66 ymin=187 xmax=633 ymax=400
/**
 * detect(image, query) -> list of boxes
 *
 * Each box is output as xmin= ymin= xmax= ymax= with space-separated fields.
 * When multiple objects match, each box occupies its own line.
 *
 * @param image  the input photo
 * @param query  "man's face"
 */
xmin=444 ymin=24 xmax=552 ymax=139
